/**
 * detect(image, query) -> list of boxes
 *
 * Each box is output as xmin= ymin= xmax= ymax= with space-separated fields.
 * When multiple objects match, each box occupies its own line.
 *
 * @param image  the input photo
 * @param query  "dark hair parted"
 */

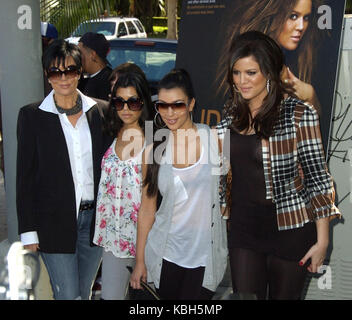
xmin=104 ymin=71 xmax=152 ymax=137
xmin=109 ymin=62 xmax=146 ymax=84
xmin=144 ymin=68 xmax=195 ymax=197
xmin=224 ymin=31 xmax=293 ymax=138
xmin=158 ymin=68 xmax=195 ymax=101
xmin=42 ymin=39 xmax=82 ymax=73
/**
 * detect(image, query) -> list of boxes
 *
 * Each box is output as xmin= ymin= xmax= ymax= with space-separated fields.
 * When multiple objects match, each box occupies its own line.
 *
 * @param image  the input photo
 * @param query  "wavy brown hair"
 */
xmin=223 ymin=31 xmax=294 ymax=138
xmin=216 ymin=0 xmax=323 ymax=98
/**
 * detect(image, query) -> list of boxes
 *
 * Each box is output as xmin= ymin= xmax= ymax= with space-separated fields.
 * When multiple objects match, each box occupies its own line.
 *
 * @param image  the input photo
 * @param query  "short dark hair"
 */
xmin=104 ymin=71 xmax=152 ymax=137
xmin=79 ymin=32 xmax=110 ymax=65
xmin=42 ymin=39 xmax=82 ymax=73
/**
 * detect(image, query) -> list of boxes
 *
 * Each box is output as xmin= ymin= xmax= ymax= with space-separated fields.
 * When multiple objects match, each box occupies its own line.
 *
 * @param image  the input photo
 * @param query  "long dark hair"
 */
xmin=215 ymin=0 xmax=323 ymax=97
xmin=104 ymin=71 xmax=152 ymax=137
xmin=224 ymin=31 xmax=292 ymax=138
xmin=144 ymin=68 xmax=195 ymax=197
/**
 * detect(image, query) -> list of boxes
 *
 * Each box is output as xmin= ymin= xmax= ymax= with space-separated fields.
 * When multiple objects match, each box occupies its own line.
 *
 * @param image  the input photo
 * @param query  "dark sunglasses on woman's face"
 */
xmin=47 ymin=65 xmax=80 ymax=80
xmin=111 ymin=96 xmax=144 ymax=111
xmin=154 ymin=101 xmax=187 ymax=114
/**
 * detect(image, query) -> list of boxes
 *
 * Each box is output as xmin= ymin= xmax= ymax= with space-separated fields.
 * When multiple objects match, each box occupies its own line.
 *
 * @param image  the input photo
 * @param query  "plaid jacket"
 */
xmin=216 ymin=97 xmax=341 ymax=230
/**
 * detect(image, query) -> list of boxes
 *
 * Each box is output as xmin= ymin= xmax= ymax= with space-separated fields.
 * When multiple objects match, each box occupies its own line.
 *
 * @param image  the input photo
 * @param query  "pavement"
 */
xmin=0 ymin=169 xmax=234 ymax=300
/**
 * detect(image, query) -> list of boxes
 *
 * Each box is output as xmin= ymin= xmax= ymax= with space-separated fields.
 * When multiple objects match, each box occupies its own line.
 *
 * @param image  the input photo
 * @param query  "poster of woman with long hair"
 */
xmin=176 ymin=0 xmax=346 ymax=151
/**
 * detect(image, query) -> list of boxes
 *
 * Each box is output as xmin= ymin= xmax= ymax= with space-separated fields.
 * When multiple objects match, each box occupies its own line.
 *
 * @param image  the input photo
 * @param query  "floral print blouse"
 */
xmin=93 ymin=138 xmax=144 ymax=258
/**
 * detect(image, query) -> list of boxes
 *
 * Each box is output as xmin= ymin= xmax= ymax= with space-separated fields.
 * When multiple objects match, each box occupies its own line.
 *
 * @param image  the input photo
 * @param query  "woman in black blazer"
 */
xmin=16 ymin=39 xmax=112 ymax=300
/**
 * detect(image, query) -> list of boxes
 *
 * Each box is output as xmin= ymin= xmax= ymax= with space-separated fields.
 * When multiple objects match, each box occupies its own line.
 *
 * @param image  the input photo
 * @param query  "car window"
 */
xmin=126 ymin=21 xmax=138 ymax=35
xmin=108 ymin=48 xmax=176 ymax=82
xmin=133 ymin=20 xmax=145 ymax=33
xmin=117 ymin=22 xmax=128 ymax=37
xmin=72 ymin=22 xmax=115 ymax=37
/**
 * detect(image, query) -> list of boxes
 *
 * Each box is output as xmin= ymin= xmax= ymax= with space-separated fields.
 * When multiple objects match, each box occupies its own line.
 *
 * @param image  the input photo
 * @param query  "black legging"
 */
xmin=229 ymin=247 xmax=309 ymax=300
xmin=157 ymin=259 xmax=214 ymax=300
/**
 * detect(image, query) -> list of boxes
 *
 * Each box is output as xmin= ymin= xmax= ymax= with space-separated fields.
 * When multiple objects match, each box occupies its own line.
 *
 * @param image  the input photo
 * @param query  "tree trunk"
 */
xmin=129 ymin=0 xmax=135 ymax=16
xmin=167 ymin=0 xmax=177 ymax=39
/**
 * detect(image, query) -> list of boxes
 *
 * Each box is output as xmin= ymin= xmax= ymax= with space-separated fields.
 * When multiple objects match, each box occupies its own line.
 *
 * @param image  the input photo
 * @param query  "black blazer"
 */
xmin=16 ymin=98 xmax=113 ymax=253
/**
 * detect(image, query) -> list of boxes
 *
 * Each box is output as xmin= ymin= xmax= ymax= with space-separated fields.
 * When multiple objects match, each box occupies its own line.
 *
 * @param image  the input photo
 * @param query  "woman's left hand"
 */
xmin=299 ymin=242 xmax=328 ymax=273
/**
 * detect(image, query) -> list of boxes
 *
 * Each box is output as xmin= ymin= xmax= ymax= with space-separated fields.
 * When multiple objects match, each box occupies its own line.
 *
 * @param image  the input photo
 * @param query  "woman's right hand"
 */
xmin=284 ymin=68 xmax=315 ymax=102
xmin=24 ymin=243 xmax=39 ymax=252
xmin=130 ymin=262 xmax=147 ymax=290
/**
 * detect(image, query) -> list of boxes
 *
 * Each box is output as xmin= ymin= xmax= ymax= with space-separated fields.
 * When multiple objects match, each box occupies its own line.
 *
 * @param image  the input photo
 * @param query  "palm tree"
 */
xmin=40 ymin=0 xmax=169 ymax=38
xmin=40 ymin=0 xmax=180 ymax=38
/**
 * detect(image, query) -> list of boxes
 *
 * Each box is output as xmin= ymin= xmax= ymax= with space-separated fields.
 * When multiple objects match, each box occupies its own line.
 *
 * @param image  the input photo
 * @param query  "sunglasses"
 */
xmin=111 ymin=96 xmax=144 ymax=111
xmin=47 ymin=65 xmax=80 ymax=80
xmin=154 ymin=102 xmax=187 ymax=113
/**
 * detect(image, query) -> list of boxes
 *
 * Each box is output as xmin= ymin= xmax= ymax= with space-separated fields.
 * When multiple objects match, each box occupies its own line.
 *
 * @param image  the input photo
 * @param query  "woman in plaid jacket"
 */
xmin=217 ymin=31 xmax=340 ymax=300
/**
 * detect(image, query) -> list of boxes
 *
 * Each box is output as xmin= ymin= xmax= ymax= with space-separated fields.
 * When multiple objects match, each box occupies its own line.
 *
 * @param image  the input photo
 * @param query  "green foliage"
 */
xmin=40 ymin=0 xmax=169 ymax=38
xmin=42 ymin=0 xmax=352 ymax=38
xmin=346 ymin=0 xmax=352 ymax=14
xmin=40 ymin=0 xmax=120 ymax=38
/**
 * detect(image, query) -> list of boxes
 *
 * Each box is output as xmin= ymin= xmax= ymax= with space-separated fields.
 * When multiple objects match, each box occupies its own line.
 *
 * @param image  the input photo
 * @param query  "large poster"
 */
xmin=176 ymin=0 xmax=346 ymax=151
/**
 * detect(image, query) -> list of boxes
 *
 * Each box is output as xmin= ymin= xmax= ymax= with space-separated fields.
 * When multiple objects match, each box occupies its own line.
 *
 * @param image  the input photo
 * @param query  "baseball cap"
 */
xmin=41 ymin=22 xmax=58 ymax=39
xmin=79 ymin=32 xmax=110 ymax=63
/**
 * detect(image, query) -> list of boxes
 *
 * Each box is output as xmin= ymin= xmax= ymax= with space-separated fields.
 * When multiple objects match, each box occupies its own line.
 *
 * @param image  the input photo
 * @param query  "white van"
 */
xmin=66 ymin=17 xmax=147 ymax=44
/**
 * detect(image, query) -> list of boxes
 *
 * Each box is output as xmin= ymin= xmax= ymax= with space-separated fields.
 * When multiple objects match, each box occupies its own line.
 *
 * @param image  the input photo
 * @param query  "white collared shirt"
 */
xmin=21 ymin=89 xmax=97 ymax=246
xmin=89 ymin=69 xmax=102 ymax=78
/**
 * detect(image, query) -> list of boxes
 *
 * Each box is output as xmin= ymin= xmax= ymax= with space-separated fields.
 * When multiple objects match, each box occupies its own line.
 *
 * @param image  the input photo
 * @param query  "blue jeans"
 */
xmin=40 ymin=208 xmax=102 ymax=300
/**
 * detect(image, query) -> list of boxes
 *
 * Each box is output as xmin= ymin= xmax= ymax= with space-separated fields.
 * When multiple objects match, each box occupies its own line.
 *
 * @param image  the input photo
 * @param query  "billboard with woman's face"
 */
xmin=176 ymin=0 xmax=346 ymax=151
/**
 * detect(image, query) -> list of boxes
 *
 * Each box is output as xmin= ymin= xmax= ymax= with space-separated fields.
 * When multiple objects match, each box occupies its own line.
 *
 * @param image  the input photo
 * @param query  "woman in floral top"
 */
xmin=93 ymin=71 xmax=152 ymax=299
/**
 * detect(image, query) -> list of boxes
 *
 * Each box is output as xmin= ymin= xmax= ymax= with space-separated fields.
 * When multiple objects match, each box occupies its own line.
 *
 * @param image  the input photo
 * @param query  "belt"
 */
xmin=79 ymin=201 xmax=95 ymax=212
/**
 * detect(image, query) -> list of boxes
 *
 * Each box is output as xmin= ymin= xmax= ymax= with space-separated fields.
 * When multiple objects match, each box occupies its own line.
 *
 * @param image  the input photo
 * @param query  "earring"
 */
xmin=266 ymin=79 xmax=271 ymax=93
xmin=232 ymin=84 xmax=240 ymax=93
xmin=153 ymin=112 xmax=166 ymax=129
xmin=189 ymin=111 xmax=193 ymax=123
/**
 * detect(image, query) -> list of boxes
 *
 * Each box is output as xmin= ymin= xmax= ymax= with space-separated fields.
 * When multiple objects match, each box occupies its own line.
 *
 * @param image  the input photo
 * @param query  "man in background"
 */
xmin=78 ymin=32 xmax=112 ymax=101
xmin=41 ymin=21 xmax=58 ymax=51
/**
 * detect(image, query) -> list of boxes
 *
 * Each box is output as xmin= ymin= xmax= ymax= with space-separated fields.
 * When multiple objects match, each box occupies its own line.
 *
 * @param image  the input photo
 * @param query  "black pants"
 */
xmin=229 ymin=247 xmax=309 ymax=300
xmin=157 ymin=259 xmax=214 ymax=300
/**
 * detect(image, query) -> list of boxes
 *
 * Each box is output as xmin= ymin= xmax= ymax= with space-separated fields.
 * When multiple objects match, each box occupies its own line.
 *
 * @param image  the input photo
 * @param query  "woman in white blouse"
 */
xmin=130 ymin=69 xmax=228 ymax=300
xmin=17 ymin=39 xmax=112 ymax=300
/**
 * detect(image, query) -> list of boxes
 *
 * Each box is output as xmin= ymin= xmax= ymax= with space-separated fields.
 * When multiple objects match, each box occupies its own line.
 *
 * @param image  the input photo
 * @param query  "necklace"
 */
xmin=54 ymin=95 xmax=82 ymax=116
